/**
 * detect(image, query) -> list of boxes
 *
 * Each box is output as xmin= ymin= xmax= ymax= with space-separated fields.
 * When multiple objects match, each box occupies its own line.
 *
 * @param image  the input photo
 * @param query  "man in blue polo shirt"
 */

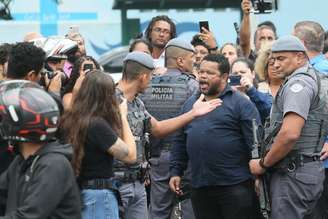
xmin=293 ymin=21 xmax=328 ymax=219
xmin=169 ymin=54 xmax=261 ymax=219
xmin=293 ymin=21 xmax=328 ymax=74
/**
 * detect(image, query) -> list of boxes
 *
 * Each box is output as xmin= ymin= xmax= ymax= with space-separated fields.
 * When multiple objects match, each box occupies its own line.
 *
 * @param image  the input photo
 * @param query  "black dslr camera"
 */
xmin=251 ymin=0 xmax=277 ymax=14
xmin=39 ymin=69 xmax=67 ymax=89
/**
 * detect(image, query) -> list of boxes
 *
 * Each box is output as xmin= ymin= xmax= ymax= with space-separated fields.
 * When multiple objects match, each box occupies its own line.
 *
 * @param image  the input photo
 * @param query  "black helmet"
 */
xmin=0 ymin=80 xmax=59 ymax=143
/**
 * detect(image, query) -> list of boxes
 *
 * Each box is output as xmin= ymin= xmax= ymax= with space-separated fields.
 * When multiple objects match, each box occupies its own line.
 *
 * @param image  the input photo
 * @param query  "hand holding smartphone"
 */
xmin=83 ymin=63 xmax=94 ymax=72
xmin=199 ymin=21 xmax=209 ymax=33
xmin=68 ymin=25 xmax=79 ymax=35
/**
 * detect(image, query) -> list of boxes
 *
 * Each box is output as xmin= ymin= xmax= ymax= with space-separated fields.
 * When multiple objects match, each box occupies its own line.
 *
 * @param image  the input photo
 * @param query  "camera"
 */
xmin=39 ymin=69 xmax=67 ymax=88
xmin=228 ymin=75 xmax=241 ymax=86
xmin=251 ymin=0 xmax=277 ymax=14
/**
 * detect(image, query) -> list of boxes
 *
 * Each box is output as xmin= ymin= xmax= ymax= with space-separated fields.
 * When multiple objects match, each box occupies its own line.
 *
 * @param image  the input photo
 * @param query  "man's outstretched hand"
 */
xmin=192 ymin=94 xmax=222 ymax=117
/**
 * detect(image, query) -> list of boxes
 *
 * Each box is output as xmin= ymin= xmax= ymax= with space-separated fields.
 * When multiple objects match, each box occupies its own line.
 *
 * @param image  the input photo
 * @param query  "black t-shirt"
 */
xmin=80 ymin=118 xmax=118 ymax=180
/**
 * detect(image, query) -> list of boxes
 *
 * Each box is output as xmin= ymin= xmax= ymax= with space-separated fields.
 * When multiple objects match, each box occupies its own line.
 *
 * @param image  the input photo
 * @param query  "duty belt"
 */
xmin=81 ymin=178 xmax=121 ymax=190
xmin=114 ymin=170 xmax=140 ymax=183
xmin=272 ymin=154 xmax=320 ymax=173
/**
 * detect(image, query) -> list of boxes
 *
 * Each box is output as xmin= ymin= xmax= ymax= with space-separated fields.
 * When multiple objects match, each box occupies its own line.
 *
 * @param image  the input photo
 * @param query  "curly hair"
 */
xmin=62 ymin=55 xmax=100 ymax=96
xmin=7 ymin=42 xmax=45 ymax=79
xmin=0 ymin=43 xmax=12 ymax=65
xmin=145 ymin=15 xmax=176 ymax=42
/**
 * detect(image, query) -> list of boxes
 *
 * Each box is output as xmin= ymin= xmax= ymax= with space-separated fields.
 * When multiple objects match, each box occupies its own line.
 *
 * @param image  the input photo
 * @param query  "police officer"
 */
xmin=141 ymin=38 xmax=198 ymax=219
xmin=115 ymin=51 xmax=220 ymax=219
xmin=249 ymin=35 xmax=327 ymax=219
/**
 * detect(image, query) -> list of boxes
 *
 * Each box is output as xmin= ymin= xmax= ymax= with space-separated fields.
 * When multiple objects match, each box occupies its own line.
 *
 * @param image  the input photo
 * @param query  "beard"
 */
xmin=207 ymin=84 xmax=220 ymax=96
xmin=199 ymin=80 xmax=220 ymax=96
xmin=152 ymin=38 xmax=169 ymax=49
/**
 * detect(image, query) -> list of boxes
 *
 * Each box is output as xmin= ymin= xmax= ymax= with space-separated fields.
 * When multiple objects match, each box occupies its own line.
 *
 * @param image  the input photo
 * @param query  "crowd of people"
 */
xmin=1 ymin=0 xmax=328 ymax=218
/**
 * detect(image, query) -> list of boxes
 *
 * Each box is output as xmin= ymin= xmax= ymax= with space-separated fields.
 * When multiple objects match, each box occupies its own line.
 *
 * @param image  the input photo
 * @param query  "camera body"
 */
xmin=252 ymin=0 xmax=276 ymax=14
xmin=39 ymin=69 xmax=67 ymax=88
xmin=228 ymin=75 xmax=241 ymax=86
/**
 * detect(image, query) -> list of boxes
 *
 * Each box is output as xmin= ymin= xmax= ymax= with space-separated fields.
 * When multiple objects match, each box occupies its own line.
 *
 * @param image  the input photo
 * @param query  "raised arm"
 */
xmin=108 ymin=98 xmax=136 ymax=164
xmin=239 ymin=0 xmax=252 ymax=57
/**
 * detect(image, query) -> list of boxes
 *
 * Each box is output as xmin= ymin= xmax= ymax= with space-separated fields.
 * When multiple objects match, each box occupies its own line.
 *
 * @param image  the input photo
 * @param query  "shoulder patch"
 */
xmin=290 ymin=83 xmax=304 ymax=93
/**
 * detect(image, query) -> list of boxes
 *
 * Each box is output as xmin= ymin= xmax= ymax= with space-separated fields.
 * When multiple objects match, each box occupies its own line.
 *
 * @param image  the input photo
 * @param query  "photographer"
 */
xmin=64 ymin=30 xmax=87 ymax=77
xmin=230 ymin=57 xmax=272 ymax=124
xmin=5 ymin=41 xmax=66 ymax=132
xmin=239 ymin=0 xmax=277 ymax=61
xmin=62 ymin=56 xmax=100 ymax=110
xmin=38 ymin=36 xmax=79 ymax=94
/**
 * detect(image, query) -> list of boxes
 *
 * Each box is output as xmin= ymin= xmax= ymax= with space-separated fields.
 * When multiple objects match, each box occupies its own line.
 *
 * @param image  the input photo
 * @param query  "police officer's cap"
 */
xmin=165 ymin=38 xmax=195 ymax=52
xmin=271 ymin=35 xmax=306 ymax=53
xmin=124 ymin=51 xmax=155 ymax=69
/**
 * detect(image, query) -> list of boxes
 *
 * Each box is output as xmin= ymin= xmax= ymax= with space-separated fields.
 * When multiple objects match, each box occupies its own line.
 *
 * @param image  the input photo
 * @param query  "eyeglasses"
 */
xmin=152 ymin=27 xmax=171 ymax=35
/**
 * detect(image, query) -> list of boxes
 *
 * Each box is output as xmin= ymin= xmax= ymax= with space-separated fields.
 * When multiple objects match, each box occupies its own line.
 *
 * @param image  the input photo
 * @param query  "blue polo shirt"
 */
xmin=310 ymin=54 xmax=328 ymax=74
xmin=170 ymin=85 xmax=261 ymax=188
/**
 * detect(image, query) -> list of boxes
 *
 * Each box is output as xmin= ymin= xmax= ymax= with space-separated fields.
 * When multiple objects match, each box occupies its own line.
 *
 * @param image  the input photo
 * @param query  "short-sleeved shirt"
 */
xmin=80 ymin=117 xmax=118 ymax=180
xmin=273 ymin=64 xmax=317 ymax=121
xmin=115 ymin=88 xmax=151 ymax=169
xmin=310 ymin=54 xmax=328 ymax=74
xmin=266 ymin=64 xmax=318 ymax=153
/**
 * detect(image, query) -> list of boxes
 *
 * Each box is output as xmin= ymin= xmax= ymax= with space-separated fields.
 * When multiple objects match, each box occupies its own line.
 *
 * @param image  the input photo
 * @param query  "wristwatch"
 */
xmin=259 ymin=157 xmax=269 ymax=170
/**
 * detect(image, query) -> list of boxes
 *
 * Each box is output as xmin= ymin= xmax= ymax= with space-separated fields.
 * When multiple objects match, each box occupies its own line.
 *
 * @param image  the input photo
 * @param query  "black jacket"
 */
xmin=0 ymin=141 xmax=81 ymax=219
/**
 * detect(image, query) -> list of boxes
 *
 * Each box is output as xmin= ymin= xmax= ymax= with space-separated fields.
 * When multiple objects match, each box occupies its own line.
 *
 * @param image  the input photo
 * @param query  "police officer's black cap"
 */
xmin=165 ymin=38 xmax=195 ymax=53
xmin=124 ymin=51 xmax=155 ymax=69
xmin=271 ymin=35 xmax=306 ymax=53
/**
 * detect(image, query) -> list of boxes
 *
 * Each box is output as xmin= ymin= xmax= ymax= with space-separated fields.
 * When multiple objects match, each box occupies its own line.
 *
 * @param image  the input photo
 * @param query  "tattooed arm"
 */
xmin=108 ymin=98 xmax=136 ymax=164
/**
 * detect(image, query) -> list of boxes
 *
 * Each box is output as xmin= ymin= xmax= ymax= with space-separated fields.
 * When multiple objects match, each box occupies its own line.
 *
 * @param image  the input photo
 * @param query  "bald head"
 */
xmin=165 ymin=47 xmax=193 ymax=68
xmin=23 ymin=32 xmax=43 ymax=42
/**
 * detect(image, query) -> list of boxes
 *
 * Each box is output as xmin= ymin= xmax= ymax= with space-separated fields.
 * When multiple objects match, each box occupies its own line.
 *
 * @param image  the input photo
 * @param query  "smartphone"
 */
xmin=68 ymin=25 xmax=79 ymax=35
xmin=199 ymin=21 xmax=209 ymax=33
xmin=83 ymin=63 xmax=94 ymax=72
xmin=229 ymin=75 xmax=241 ymax=86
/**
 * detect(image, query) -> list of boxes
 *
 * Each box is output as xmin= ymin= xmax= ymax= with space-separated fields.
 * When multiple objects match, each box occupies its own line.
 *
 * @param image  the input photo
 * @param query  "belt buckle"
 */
xmin=287 ymin=162 xmax=296 ymax=172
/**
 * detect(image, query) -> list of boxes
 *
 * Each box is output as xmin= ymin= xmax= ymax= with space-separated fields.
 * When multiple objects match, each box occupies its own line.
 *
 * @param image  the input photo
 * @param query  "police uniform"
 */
xmin=114 ymin=52 xmax=154 ymax=219
xmin=140 ymin=38 xmax=198 ymax=219
xmin=265 ymin=36 xmax=327 ymax=219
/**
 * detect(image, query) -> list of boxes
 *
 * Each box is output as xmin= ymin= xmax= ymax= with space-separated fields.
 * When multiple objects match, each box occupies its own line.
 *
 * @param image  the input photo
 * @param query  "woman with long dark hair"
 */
xmin=60 ymin=70 xmax=136 ymax=219
xmin=230 ymin=57 xmax=272 ymax=124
